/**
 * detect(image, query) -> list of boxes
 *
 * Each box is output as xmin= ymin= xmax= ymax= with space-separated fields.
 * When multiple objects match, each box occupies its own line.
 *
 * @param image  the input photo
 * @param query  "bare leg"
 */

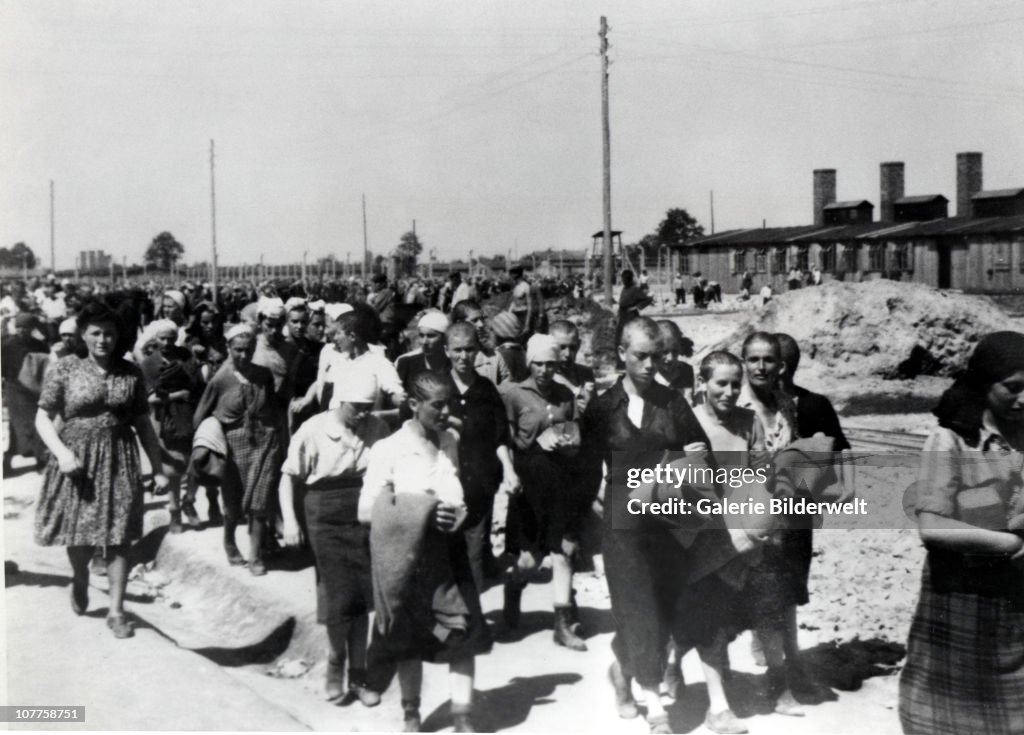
xmin=449 ymin=656 xmax=474 ymax=709
xmin=398 ymin=659 xmax=424 ymax=730
xmin=223 ymin=514 xmax=244 ymax=564
xmin=248 ymin=518 xmax=262 ymax=560
xmin=782 ymin=605 xmax=800 ymax=662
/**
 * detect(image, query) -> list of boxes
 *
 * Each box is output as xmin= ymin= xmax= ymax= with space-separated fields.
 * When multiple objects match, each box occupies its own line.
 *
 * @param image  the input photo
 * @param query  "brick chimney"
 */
xmin=813 ymin=169 xmax=837 ymax=226
xmin=956 ymin=152 xmax=982 ymax=218
xmin=879 ymin=161 xmax=904 ymax=222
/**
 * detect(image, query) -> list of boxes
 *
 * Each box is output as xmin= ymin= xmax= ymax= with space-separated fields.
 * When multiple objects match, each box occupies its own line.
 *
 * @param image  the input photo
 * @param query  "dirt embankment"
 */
xmin=706 ymin=280 xmax=1008 ymax=380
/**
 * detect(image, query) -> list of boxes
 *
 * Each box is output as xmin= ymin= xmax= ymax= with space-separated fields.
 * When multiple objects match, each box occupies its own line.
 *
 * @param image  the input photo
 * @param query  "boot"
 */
xmin=168 ymin=509 xmax=183 ymax=535
xmin=325 ymin=658 xmax=345 ymax=701
xmin=608 ymin=660 xmax=639 ymax=719
xmin=553 ymin=606 xmax=587 ymax=651
xmin=503 ymin=580 xmax=524 ymax=629
xmin=401 ymin=698 xmax=421 ymax=732
xmin=451 ymin=703 xmax=474 ymax=733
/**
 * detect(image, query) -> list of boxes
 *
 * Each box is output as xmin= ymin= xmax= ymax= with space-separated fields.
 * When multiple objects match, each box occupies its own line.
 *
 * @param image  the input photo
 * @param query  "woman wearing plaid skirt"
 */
xmin=900 ymin=332 xmax=1024 ymax=735
xmin=193 ymin=323 xmax=283 ymax=576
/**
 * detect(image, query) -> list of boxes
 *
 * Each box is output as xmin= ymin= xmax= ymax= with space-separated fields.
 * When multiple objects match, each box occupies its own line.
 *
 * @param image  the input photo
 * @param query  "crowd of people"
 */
xmin=3 ymin=267 xmax=1023 ymax=734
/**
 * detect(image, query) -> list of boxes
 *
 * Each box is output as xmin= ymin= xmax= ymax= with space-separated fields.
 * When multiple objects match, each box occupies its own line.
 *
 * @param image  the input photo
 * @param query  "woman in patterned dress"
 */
xmin=900 ymin=331 xmax=1024 ymax=735
xmin=193 ymin=323 xmax=284 ymax=576
xmin=34 ymin=301 xmax=169 ymax=639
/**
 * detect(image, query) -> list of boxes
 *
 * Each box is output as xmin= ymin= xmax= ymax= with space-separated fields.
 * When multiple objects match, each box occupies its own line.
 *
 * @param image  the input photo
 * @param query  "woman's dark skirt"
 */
xmin=304 ymin=486 xmax=372 ymax=626
xmin=509 ymin=449 xmax=590 ymax=555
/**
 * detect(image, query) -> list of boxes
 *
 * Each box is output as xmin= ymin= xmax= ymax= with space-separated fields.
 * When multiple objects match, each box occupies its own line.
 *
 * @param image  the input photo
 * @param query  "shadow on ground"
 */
xmin=190 ymin=618 xmax=297 ymax=667
xmin=663 ymin=638 xmax=905 ymax=732
xmin=421 ymin=672 xmax=583 ymax=732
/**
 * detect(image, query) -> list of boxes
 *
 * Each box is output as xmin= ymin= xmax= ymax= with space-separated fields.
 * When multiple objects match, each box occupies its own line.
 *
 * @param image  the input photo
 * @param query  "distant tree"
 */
xmin=656 ymin=208 xmax=704 ymax=248
xmin=144 ymin=232 xmax=185 ymax=271
xmin=627 ymin=233 xmax=662 ymax=261
xmin=392 ymin=231 xmax=423 ymax=278
xmin=1 ymin=242 xmax=37 ymax=269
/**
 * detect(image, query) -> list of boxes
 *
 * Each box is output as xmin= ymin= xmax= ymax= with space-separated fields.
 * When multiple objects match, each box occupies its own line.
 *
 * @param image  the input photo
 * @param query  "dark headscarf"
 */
xmin=934 ymin=331 xmax=1024 ymax=445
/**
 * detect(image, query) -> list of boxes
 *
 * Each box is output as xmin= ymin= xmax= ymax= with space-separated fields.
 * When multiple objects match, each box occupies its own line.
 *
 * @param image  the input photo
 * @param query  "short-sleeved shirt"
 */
xmin=359 ymin=420 xmax=464 ymax=522
xmin=501 ymin=376 xmax=575 ymax=452
xmin=915 ymin=414 xmax=1024 ymax=530
xmin=319 ymin=345 xmax=405 ymax=410
xmin=282 ymin=412 xmax=390 ymax=486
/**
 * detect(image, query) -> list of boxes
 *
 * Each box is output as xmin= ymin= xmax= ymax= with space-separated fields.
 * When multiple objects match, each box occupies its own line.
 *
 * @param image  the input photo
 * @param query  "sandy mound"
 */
xmin=707 ymin=280 xmax=1008 ymax=379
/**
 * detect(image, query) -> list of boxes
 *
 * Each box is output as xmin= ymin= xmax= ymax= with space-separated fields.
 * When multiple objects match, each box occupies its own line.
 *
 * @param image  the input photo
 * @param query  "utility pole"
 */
xmin=710 ymin=190 xmax=715 ymax=234
xmin=210 ymin=139 xmax=219 ymax=304
xmin=362 ymin=194 xmax=368 ymax=281
xmin=600 ymin=16 xmax=613 ymax=306
xmin=49 ymin=180 xmax=55 ymax=272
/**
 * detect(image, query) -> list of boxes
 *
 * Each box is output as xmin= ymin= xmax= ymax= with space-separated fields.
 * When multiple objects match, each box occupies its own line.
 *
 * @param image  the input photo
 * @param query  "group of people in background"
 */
xmin=4 ymin=265 xmax=1022 ymax=734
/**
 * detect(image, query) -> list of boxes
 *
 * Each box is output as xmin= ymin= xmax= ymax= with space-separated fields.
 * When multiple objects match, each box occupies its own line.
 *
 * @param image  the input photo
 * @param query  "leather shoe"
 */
xmin=106 ymin=614 xmax=135 ymax=639
xmin=705 ymin=709 xmax=748 ymax=734
xmin=325 ymin=660 xmax=345 ymax=701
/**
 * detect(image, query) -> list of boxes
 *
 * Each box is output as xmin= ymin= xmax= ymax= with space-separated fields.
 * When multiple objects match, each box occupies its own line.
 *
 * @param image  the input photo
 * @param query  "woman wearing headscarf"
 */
xmin=159 ymin=289 xmax=189 ymax=344
xmin=900 ymin=331 xmax=1024 ymax=735
xmin=138 ymin=319 xmax=203 ymax=534
xmin=501 ymin=333 xmax=589 ymax=651
xmin=193 ymin=323 xmax=284 ymax=575
xmin=34 ymin=301 xmax=169 ymax=638
xmin=279 ymin=366 xmax=389 ymax=706
xmin=50 ymin=317 xmax=84 ymax=361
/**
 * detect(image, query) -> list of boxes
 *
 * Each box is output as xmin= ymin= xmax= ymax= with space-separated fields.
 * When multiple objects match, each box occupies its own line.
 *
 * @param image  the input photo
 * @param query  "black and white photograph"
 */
xmin=3 ymin=1 xmax=1024 ymax=733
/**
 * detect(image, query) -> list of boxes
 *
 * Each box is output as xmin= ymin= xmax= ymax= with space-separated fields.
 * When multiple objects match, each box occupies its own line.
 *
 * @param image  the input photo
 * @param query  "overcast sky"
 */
xmin=2 ymin=0 xmax=1023 ymax=270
